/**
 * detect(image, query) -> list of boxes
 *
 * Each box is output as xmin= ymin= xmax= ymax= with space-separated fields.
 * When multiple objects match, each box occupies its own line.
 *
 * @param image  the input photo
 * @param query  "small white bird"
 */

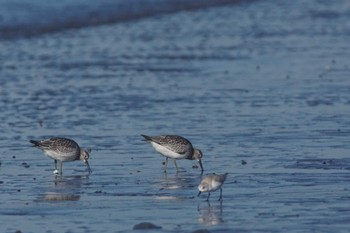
xmin=141 ymin=134 xmax=203 ymax=172
xmin=30 ymin=137 xmax=91 ymax=175
xmin=198 ymin=173 xmax=228 ymax=201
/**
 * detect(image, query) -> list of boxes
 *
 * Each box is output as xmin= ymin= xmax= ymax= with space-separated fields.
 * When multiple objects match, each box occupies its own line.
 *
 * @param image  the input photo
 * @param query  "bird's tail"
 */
xmin=141 ymin=134 xmax=152 ymax=141
xmin=29 ymin=140 xmax=40 ymax=147
xmin=220 ymin=173 xmax=229 ymax=182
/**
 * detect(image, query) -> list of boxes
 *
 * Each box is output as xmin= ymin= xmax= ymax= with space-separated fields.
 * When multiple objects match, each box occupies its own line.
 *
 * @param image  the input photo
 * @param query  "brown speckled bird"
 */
xmin=30 ymin=137 xmax=91 ymax=175
xmin=141 ymin=134 xmax=203 ymax=172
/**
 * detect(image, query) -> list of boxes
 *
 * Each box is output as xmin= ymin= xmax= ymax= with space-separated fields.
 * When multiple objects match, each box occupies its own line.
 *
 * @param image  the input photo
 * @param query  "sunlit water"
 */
xmin=1 ymin=0 xmax=350 ymax=232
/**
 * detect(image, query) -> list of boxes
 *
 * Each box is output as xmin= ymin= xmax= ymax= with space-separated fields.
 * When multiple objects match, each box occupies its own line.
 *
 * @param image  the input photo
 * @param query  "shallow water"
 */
xmin=1 ymin=0 xmax=350 ymax=232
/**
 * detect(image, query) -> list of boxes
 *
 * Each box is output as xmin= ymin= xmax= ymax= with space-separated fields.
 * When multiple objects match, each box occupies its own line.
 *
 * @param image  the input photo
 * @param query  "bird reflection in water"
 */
xmin=155 ymin=173 xmax=201 ymax=200
xmin=159 ymin=173 xmax=187 ymax=190
xmin=42 ymin=192 xmax=80 ymax=201
xmin=40 ymin=175 xmax=87 ymax=201
xmin=197 ymin=201 xmax=224 ymax=225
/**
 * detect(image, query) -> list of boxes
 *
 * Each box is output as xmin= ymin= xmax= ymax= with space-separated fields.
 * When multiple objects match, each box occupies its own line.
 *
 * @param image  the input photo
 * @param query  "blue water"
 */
xmin=0 ymin=0 xmax=245 ymax=39
xmin=1 ymin=0 xmax=350 ymax=232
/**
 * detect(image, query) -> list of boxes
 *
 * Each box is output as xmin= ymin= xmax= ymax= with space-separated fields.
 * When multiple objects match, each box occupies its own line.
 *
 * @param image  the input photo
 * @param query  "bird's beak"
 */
xmin=198 ymin=159 xmax=204 ymax=172
xmin=84 ymin=160 xmax=92 ymax=173
xmin=197 ymin=191 xmax=202 ymax=197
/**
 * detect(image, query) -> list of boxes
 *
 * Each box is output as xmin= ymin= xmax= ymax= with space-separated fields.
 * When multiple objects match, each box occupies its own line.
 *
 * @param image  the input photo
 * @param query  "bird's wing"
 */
xmin=214 ymin=173 xmax=228 ymax=183
xmin=142 ymin=135 xmax=190 ymax=154
xmin=38 ymin=138 xmax=78 ymax=153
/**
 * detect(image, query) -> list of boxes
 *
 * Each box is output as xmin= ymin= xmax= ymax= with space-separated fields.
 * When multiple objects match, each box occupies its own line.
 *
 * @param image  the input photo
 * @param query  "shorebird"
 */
xmin=30 ymin=137 xmax=91 ymax=175
xmin=198 ymin=173 xmax=228 ymax=201
xmin=141 ymin=134 xmax=203 ymax=172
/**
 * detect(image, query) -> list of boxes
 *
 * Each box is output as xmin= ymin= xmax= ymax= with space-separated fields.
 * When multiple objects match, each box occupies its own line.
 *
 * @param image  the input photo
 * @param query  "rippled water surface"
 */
xmin=1 ymin=0 xmax=350 ymax=232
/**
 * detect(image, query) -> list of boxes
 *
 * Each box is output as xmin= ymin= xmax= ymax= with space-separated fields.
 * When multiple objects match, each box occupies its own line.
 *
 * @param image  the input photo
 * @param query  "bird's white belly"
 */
xmin=44 ymin=150 xmax=77 ymax=162
xmin=150 ymin=142 xmax=186 ymax=159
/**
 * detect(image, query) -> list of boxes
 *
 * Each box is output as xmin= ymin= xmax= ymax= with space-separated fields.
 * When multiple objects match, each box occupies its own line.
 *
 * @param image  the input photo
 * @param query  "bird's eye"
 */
xmin=198 ymin=151 xmax=203 ymax=158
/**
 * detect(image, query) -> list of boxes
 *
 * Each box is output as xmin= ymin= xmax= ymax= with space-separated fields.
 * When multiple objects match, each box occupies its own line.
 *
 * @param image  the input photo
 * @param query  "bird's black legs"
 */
xmin=206 ymin=192 xmax=211 ymax=201
xmin=218 ymin=188 xmax=223 ymax=201
xmin=164 ymin=157 xmax=169 ymax=173
xmin=173 ymin=159 xmax=179 ymax=172
xmin=60 ymin=161 xmax=63 ymax=175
